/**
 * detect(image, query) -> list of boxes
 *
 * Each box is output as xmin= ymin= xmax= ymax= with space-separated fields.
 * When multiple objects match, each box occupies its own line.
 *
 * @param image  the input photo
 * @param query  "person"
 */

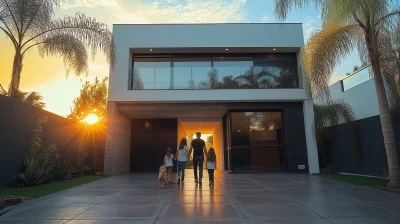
xmin=163 ymin=147 xmax=175 ymax=183
xmin=176 ymin=138 xmax=189 ymax=185
xmin=206 ymin=147 xmax=216 ymax=186
xmin=189 ymin=132 xmax=207 ymax=185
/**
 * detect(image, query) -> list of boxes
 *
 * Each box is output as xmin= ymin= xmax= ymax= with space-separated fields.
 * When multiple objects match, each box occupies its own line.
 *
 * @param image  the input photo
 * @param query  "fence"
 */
xmin=327 ymin=112 xmax=400 ymax=176
xmin=0 ymin=95 xmax=104 ymax=186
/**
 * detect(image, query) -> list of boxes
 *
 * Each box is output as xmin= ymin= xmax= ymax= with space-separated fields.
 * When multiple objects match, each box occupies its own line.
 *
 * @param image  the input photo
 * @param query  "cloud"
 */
xmin=61 ymin=0 xmax=247 ymax=24
xmin=302 ymin=16 xmax=321 ymax=40
xmin=261 ymin=16 xmax=269 ymax=23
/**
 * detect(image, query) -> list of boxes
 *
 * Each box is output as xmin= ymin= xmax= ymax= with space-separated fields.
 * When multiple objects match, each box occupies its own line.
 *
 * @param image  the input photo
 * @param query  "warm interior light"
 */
xmin=150 ymin=49 xmax=153 ymax=51
xmin=83 ymin=113 xmax=99 ymax=125
xmin=225 ymin=48 xmax=229 ymax=51
xmin=273 ymin=48 xmax=276 ymax=51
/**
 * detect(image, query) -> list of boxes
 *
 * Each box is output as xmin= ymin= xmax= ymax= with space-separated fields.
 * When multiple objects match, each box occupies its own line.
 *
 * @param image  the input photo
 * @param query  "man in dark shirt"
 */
xmin=189 ymin=132 xmax=207 ymax=185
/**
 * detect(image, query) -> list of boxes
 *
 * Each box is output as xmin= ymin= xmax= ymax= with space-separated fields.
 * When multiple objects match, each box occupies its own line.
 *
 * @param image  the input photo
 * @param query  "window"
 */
xmin=131 ymin=53 xmax=299 ymax=89
xmin=173 ymin=57 xmax=212 ymax=89
xmin=213 ymin=57 xmax=253 ymax=88
xmin=230 ymin=111 xmax=286 ymax=171
xmin=133 ymin=57 xmax=171 ymax=89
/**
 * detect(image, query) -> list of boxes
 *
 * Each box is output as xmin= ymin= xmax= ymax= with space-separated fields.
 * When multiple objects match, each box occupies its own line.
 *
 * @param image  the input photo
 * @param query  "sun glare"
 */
xmin=83 ymin=113 xmax=99 ymax=125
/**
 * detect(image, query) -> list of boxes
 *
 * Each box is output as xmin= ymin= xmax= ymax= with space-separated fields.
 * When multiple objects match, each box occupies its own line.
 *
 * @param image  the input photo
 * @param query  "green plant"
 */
xmin=10 ymin=116 xmax=77 ymax=187
xmin=378 ymin=166 xmax=390 ymax=181
xmin=12 ymin=91 xmax=46 ymax=109
xmin=76 ymin=137 xmax=90 ymax=175
xmin=11 ymin=156 xmax=54 ymax=187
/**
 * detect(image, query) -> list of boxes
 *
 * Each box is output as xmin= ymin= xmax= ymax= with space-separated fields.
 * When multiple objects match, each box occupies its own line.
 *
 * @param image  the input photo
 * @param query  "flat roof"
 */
xmin=113 ymin=23 xmax=302 ymax=26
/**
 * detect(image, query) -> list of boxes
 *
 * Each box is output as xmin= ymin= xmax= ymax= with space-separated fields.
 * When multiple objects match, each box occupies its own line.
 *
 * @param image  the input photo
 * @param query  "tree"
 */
xmin=314 ymin=100 xmax=356 ymax=168
xmin=0 ymin=84 xmax=7 ymax=95
xmin=68 ymin=77 xmax=108 ymax=123
xmin=199 ymin=69 xmax=219 ymax=89
xmin=132 ymin=68 xmax=144 ymax=90
xmin=396 ymin=45 xmax=400 ymax=92
xmin=15 ymin=90 xmax=46 ymax=109
xmin=207 ymin=135 xmax=213 ymax=145
xmin=0 ymin=0 xmax=115 ymax=97
xmin=275 ymin=0 xmax=400 ymax=188
xmin=235 ymin=66 xmax=274 ymax=88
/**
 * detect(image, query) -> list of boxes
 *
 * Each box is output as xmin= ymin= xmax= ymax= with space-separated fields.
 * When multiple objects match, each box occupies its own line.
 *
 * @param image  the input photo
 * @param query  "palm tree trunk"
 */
xmin=366 ymin=36 xmax=400 ymax=188
xmin=396 ymin=52 xmax=400 ymax=90
xmin=8 ymin=48 xmax=23 ymax=97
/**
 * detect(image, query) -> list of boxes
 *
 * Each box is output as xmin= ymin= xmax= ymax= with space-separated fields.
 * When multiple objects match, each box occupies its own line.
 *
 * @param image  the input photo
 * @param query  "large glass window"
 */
xmin=213 ymin=57 xmax=253 ymax=89
xmin=133 ymin=57 xmax=171 ymax=89
xmin=253 ymin=54 xmax=299 ymax=88
xmin=173 ymin=57 xmax=212 ymax=89
xmin=230 ymin=112 xmax=286 ymax=171
xmin=131 ymin=53 xmax=299 ymax=90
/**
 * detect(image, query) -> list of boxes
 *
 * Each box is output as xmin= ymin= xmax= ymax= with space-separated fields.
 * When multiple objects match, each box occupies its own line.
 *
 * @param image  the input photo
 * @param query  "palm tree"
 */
xmin=13 ymin=90 xmax=46 ymax=108
xmin=314 ymin=100 xmax=356 ymax=168
xmin=235 ymin=66 xmax=274 ymax=88
xmin=219 ymin=75 xmax=240 ymax=89
xmin=0 ymin=84 xmax=7 ymax=95
xmin=396 ymin=45 xmax=400 ymax=92
xmin=0 ymin=0 xmax=115 ymax=97
xmin=275 ymin=0 xmax=400 ymax=188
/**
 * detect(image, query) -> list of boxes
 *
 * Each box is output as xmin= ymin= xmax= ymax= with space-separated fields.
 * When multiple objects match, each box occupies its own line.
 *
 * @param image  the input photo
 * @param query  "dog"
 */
xmin=158 ymin=165 xmax=168 ymax=189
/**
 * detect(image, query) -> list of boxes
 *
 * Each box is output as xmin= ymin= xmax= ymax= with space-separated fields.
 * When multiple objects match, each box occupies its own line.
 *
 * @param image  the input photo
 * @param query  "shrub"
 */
xmin=10 ymin=116 xmax=78 ymax=187
xmin=11 ymin=156 xmax=54 ymax=187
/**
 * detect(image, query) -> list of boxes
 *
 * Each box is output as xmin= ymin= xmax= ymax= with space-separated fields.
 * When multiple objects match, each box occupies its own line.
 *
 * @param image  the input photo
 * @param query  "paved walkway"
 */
xmin=1 ymin=171 xmax=400 ymax=223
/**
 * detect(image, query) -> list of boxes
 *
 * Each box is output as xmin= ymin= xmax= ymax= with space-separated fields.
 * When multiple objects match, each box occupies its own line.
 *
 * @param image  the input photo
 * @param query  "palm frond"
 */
xmin=301 ymin=24 xmax=360 ymax=102
xmin=24 ymin=91 xmax=46 ymax=109
xmin=0 ymin=84 xmax=7 ymax=95
xmin=377 ymin=28 xmax=400 ymax=111
xmin=37 ymin=33 xmax=88 ymax=76
xmin=32 ymin=13 xmax=115 ymax=67
xmin=274 ymin=0 xmax=323 ymax=21
xmin=314 ymin=99 xmax=358 ymax=166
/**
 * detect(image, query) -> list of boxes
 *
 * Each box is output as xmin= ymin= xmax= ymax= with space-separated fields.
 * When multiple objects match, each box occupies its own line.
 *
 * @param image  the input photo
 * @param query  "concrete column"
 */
xmin=104 ymin=101 xmax=131 ymax=176
xmin=303 ymin=99 xmax=320 ymax=174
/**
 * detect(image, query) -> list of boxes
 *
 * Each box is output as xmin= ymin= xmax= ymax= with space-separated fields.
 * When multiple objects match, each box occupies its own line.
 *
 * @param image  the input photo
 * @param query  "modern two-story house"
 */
xmin=104 ymin=23 xmax=319 ymax=176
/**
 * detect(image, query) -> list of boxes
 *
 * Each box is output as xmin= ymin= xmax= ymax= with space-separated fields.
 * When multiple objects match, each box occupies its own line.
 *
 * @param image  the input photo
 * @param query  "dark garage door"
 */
xmin=131 ymin=119 xmax=177 ymax=172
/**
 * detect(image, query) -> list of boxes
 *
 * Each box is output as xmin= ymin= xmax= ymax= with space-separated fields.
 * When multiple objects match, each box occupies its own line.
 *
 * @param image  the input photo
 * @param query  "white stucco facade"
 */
xmin=109 ymin=23 xmax=305 ymax=103
xmin=329 ymin=79 xmax=379 ymax=120
xmin=105 ymin=23 xmax=320 ymax=175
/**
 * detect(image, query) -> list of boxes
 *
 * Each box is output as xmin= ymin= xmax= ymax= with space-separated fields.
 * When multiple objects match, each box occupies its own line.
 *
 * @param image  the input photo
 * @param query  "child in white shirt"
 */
xmin=164 ymin=147 xmax=175 ymax=183
xmin=206 ymin=147 xmax=216 ymax=186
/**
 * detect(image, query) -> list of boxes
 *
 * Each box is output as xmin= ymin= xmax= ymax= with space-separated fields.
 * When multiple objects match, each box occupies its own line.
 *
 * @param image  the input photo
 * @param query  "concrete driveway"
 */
xmin=1 ymin=171 xmax=400 ymax=223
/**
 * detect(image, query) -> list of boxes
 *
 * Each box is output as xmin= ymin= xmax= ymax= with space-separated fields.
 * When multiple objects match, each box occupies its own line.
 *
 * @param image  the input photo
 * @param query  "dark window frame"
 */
xmin=130 ymin=53 xmax=300 ymax=90
xmin=227 ymin=109 xmax=288 ymax=171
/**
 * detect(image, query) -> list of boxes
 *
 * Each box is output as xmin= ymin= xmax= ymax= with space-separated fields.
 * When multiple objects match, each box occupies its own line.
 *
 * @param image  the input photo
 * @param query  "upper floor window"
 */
xmin=130 ymin=53 xmax=299 ymax=90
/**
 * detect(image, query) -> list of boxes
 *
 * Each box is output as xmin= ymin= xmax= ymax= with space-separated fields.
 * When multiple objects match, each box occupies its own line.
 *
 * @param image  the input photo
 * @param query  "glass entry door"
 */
xmin=228 ymin=111 xmax=287 ymax=171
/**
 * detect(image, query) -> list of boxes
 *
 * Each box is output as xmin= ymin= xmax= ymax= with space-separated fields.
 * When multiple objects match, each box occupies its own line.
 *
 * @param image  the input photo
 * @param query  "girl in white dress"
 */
xmin=206 ymin=148 xmax=216 ymax=186
xmin=164 ymin=147 xmax=175 ymax=183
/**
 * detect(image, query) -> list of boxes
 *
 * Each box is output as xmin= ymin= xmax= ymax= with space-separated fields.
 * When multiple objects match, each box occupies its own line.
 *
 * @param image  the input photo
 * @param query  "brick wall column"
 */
xmin=104 ymin=101 xmax=131 ymax=176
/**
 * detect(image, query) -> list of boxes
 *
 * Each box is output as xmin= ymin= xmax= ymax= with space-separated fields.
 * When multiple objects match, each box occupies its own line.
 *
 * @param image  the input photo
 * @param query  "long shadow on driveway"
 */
xmin=1 ymin=171 xmax=400 ymax=223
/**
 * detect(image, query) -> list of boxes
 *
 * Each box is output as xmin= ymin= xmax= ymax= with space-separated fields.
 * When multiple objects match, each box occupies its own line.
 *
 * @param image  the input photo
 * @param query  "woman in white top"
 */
xmin=175 ymin=138 xmax=189 ymax=185
xmin=164 ymin=147 xmax=175 ymax=183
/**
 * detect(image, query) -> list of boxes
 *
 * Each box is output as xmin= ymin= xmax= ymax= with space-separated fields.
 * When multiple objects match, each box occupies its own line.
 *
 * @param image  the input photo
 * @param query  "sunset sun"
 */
xmin=83 ymin=113 xmax=99 ymax=125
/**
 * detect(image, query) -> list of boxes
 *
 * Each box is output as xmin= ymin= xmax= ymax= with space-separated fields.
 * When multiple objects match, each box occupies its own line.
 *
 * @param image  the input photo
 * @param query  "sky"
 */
xmin=0 ymin=0 xmax=362 ymax=117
